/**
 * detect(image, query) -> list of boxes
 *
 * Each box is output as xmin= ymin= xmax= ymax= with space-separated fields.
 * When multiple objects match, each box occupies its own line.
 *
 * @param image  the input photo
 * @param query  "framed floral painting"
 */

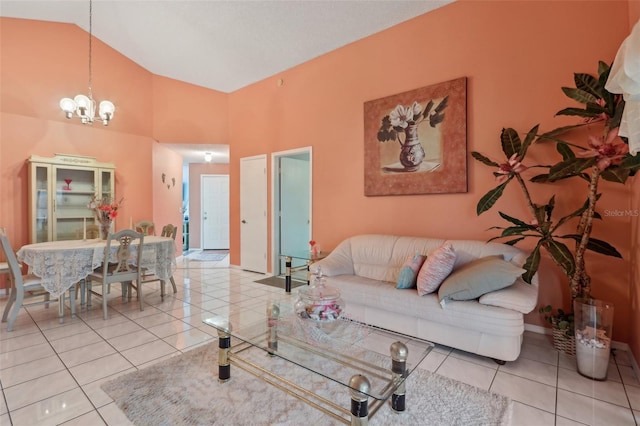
xmin=364 ymin=77 xmax=467 ymax=196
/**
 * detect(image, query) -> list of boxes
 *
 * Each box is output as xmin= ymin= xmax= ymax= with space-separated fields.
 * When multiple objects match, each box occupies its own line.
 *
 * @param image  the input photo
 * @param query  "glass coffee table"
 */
xmin=280 ymin=250 xmax=328 ymax=292
xmin=203 ymin=298 xmax=433 ymax=424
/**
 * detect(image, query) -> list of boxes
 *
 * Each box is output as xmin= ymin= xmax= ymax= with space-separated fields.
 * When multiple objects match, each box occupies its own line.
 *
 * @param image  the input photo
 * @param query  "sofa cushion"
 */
xmin=479 ymin=279 xmax=538 ymax=314
xmin=438 ymin=256 xmax=525 ymax=305
xmin=416 ymin=242 xmax=456 ymax=295
xmin=396 ymin=254 xmax=427 ymax=289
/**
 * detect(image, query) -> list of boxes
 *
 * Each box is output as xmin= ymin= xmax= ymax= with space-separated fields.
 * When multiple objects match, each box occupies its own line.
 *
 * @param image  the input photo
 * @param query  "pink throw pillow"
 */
xmin=416 ymin=243 xmax=456 ymax=295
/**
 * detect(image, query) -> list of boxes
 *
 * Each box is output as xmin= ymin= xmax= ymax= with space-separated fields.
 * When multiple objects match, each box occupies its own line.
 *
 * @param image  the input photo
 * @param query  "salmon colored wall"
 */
xmin=151 ymin=75 xmax=228 ymax=143
xmin=630 ymin=0 xmax=640 ymax=369
xmin=229 ymin=1 xmax=636 ymax=346
xmin=151 ymin=143 xmax=184 ymax=255
xmin=188 ymin=163 xmax=230 ymax=249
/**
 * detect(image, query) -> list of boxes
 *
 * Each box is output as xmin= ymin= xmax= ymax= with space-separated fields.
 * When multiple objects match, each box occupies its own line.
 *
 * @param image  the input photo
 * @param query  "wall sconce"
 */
xmin=204 ymin=152 xmax=213 ymax=162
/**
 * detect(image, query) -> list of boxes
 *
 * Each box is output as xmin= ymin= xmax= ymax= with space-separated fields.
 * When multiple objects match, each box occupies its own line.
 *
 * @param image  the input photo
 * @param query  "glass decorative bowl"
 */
xmin=294 ymin=268 xmax=344 ymax=323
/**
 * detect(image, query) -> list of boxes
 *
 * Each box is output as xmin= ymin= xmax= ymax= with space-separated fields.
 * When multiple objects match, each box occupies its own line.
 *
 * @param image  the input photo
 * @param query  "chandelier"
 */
xmin=59 ymin=0 xmax=115 ymax=125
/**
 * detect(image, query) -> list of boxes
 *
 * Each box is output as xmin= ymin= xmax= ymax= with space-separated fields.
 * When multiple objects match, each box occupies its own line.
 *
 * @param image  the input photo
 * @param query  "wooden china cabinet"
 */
xmin=27 ymin=154 xmax=115 ymax=243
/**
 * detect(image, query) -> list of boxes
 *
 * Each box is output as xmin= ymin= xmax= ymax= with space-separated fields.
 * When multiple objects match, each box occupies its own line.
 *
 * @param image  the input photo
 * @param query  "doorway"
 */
xmin=271 ymin=148 xmax=312 ymax=276
xmin=201 ymin=175 xmax=230 ymax=249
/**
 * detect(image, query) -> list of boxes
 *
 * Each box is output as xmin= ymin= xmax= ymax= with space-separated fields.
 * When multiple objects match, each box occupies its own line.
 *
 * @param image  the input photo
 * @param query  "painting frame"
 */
xmin=364 ymin=77 xmax=467 ymax=196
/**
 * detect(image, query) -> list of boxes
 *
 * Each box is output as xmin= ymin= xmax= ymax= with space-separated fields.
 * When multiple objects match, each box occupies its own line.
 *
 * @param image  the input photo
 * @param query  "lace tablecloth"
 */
xmin=17 ymin=236 xmax=177 ymax=298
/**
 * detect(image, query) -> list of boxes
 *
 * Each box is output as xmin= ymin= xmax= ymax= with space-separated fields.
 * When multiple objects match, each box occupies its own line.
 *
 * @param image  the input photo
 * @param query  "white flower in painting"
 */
xmin=410 ymin=101 xmax=422 ymax=120
xmin=389 ymin=105 xmax=412 ymax=128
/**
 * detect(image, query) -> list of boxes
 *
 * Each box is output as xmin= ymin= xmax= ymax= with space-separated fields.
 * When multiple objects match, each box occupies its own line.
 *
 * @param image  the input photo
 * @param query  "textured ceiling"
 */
xmin=1 ymin=0 xmax=453 ymax=162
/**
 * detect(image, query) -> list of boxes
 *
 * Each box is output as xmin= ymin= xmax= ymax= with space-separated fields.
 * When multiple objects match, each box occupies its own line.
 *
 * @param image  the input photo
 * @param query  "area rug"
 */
xmin=185 ymin=251 xmax=228 ymax=262
xmin=102 ymin=343 xmax=512 ymax=425
xmin=255 ymin=276 xmax=305 ymax=290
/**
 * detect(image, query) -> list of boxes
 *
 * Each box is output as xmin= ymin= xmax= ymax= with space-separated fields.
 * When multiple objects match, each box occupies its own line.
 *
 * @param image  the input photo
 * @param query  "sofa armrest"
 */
xmin=313 ymin=239 xmax=355 ymax=276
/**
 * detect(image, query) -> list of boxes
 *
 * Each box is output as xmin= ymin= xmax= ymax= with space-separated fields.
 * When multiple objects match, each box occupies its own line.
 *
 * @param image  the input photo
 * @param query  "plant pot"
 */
xmin=574 ymin=298 xmax=613 ymax=380
xmin=551 ymin=317 xmax=575 ymax=356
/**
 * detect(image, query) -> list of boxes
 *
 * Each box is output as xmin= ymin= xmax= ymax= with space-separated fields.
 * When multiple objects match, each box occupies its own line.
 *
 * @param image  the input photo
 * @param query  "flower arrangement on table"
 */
xmin=88 ymin=194 xmax=124 ymax=239
xmin=309 ymin=240 xmax=319 ymax=256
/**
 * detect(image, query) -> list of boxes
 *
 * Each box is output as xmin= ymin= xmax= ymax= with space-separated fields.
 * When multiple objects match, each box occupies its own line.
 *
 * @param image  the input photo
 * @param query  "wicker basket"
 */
xmin=551 ymin=318 xmax=576 ymax=356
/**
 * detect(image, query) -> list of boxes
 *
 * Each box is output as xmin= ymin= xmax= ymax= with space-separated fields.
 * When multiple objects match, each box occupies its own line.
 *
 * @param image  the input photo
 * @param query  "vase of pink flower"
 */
xmin=88 ymin=194 xmax=123 ymax=239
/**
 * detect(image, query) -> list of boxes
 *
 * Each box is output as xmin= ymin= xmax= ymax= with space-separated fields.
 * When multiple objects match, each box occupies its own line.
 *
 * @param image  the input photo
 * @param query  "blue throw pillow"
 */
xmin=396 ymin=254 xmax=427 ymax=289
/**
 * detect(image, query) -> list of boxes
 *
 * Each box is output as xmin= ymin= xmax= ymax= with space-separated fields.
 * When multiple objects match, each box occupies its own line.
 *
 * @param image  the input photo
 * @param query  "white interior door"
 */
xmin=240 ymin=155 xmax=267 ymax=273
xmin=201 ymin=175 xmax=229 ymax=249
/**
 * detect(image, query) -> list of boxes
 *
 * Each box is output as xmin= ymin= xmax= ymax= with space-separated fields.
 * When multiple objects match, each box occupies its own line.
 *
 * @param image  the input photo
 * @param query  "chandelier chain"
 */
xmin=88 ymin=0 xmax=93 ymax=99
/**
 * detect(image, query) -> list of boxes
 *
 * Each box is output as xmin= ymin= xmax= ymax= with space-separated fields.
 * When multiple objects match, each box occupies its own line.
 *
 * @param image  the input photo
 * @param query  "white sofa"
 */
xmin=313 ymin=234 xmax=539 ymax=362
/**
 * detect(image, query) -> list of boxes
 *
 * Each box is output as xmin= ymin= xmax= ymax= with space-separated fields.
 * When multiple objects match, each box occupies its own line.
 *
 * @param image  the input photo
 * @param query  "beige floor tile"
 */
xmin=0 ymin=413 xmax=9 ymax=425
xmin=491 ymin=371 xmax=556 ymax=413
xmin=69 ymin=353 xmax=133 ymax=386
xmin=499 ymin=356 xmax=558 ymax=386
xmin=417 ymin=350 xmax=447 ymax=372
xmin=42 ymin=321 xmax=92 ymax=341
xmin=107 ymin=329 xmax=159 ymax=352
xmin=58 ymin=340 xmax=116 ymax=368
xmin=0 ymin=332 xmax=48 ymax=353
xmin=509 ymin=401 xmax=555 ymax=426
xmin=126 ymin=311 xmax=174 ymax=328
xmin=0 ymin=342 xmax=55 ymax=370
xmin=0 ymin=391 xmax=7 ymax=415
xmin=0 ymin=354 xmax=66 ymax=387
xmin=519 ymin=341 xmax=559 ymax=366
xmin=619 ymin=364 xmax=640 ymax=387
xmin=49 ymin=330 xmax=103 ymax=353
xmin=94 ymin=319 xmax=143 ymax=339
xmin=59 ymin=409 xmax=107 ymax=425
xmin=162 ymin=328 xmax=215 ymax=351
xmin=8 ymin=388 xmax=94 ymax=426
xmin=4 ymin=369 xmax=78 ymax=411
xmin=147 ymin=319 xmax=193 ymax=338
xmin=627 ymin=383 xmax=640 ymax=411
xmin=120 ymin=339 xmax=178 ymax=366
xmin=435 ymin=355 xmax=496 ymax=390
xmin=450 ymin=348 xmax=500 ymax=369
xmin=556 ymin=388 xmax=636 ymax=425
xmin=555 ymin=415 xmax=590 ymax=425
xmin=98 ymin=402 xmax=134 ymax=425
xmin=81 ymin=368 xmax=136 ymax=409
xmin=557 ymin=367 xmax=629 ymax=407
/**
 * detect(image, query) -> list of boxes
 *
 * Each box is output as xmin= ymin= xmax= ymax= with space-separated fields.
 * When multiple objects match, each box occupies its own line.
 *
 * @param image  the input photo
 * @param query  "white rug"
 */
xmin=102 ymin=343 xmax=512 ymax=425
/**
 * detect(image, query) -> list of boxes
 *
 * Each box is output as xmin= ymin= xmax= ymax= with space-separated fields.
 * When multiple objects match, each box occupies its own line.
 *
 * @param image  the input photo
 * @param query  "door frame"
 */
xmin=270 ymin=147 xmax=313 ymax=276
xmin=200 ymin=174 xmax=229 ymax=250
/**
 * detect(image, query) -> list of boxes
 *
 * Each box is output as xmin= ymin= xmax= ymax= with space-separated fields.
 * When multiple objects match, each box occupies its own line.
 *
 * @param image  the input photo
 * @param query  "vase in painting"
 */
xmin=398 ymin=123 xmax=425 ymax=171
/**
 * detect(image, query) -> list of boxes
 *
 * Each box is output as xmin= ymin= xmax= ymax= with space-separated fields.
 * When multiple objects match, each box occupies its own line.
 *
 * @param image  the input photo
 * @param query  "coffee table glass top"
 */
xmin=203 ymin=297 xmax=433 ymax=400
xmin=279 ymin=251 xmax=328 ymax=262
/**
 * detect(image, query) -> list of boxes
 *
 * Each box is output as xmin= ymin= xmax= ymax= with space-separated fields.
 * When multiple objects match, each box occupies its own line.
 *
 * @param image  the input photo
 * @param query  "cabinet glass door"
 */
xmin=101 ymin=170 xmax=113 ymax=200
xmin=34 ymin=165 xmax=50 ymax=243
xmin=54 ymin=167 xmax=96 ymax=241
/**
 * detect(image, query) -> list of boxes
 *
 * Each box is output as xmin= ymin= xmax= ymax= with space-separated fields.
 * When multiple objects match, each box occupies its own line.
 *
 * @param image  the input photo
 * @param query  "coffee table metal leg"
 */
xmin=285 ymin=256 xmax=292 ymax=293
xmin=218 ymin=329 xmax=231 ymax=382
xmin=349 ymin=374 xmax=371 ymax=425
xmin=267 ymin=302 xmax=279 ymax=356
xmin=391 ymin=342 xmax=408 ymax=413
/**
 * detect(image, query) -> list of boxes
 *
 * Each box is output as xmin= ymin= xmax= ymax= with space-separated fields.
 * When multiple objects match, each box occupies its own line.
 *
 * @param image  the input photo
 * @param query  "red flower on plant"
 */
xmin=576 ymin=128 xmax=629 ymax=170
xmin=496 ymin=154 xmax=528 ymax=183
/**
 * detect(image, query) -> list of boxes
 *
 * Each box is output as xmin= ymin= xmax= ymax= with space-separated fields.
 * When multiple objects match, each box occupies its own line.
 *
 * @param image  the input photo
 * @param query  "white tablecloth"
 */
xmin=17 ymin=236 xmax=177 ymax=297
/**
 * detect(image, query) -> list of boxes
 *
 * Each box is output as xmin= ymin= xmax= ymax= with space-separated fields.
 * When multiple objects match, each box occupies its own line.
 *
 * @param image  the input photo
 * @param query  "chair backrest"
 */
xmin=102 ymin=229 xmax=145 ymax=283
xmin=135 ymin=221 xmax=155 ymax=236
xmin=0 ymin=229 xmax=23 ymax=287
xmin=161 ymin=224 xmax=177 ymax=240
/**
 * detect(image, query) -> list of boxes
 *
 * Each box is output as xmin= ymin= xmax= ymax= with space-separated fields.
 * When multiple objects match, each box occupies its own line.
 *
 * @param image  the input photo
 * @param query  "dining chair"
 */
xmin=140 ymin=224 xmax=178 ymax=298
xmin=135 ymin=221 xmax=156 ymax=236
xmin=86 ymin=229 xmax=145 ymax=320
xmin=0 ymin=229 xmax=51 ymax=331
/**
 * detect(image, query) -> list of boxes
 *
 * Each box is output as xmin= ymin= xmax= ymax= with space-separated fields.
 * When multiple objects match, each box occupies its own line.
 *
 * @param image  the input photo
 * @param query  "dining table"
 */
xmin=16 ymin=236 xmax=177 ymax=321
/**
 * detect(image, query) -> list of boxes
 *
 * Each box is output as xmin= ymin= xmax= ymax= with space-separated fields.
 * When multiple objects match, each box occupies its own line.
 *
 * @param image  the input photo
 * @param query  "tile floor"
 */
xmin=0 ymin=254 xmax=638 ymax=425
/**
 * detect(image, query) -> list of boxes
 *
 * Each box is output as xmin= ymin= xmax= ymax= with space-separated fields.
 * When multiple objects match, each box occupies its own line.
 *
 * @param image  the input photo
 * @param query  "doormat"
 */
xmin=186 ymin=251 xmax=228 ymax=262
xmin=255 ymin=276 xmax=305 ymax=290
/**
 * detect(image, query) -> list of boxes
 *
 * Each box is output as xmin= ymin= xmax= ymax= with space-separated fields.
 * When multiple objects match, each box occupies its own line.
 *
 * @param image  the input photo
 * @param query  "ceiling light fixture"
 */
xmin=59 ymin=0 xmax=115 ymax=126
xmin=204 ymin=152 xmax=213 ymax=162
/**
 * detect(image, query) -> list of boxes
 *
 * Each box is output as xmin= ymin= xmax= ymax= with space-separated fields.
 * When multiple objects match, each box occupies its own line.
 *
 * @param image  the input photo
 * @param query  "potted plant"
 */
xmin=472 ymin=61 xmax=638 ymax=378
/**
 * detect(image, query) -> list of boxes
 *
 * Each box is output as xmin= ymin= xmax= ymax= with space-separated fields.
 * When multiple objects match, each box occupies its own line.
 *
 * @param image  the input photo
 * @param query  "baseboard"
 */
xmin=524 ymin=323 xmax=640 ymax=379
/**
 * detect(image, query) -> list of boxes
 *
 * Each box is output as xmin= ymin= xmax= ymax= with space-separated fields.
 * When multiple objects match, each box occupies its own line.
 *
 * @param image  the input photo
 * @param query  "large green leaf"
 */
xmin=501 ymin=226 xmax=533 ymax=237
xmin=499 ymin=211 xmax=533 ymax=228
xmin=501 ymin=128 xmax=521 ymax=158
xmin=545 ymin=239 xmax=575 ymax=276
xmin=621 ymin=154 xmax=640 ymax=172
xmin=477 ymin=180 xmax=510 ymax=215
xmin=574 ymin=73 xmax=602 ymax=98
xmin=537 ymin=124 xmax=588 ymax=142
xmin=422 ymin=100 xmax=434 ymax=119
xmin=471 ymin=151 xmax=499 ymax=167
xmin=549 ymin=157 xmax=596 ymax=181
xmin=561 ymin=87 xmax=598 ymax=104
xmin=601 ymin=167 xmax=630 ymax=184
xmin=552 ymin=197 xmax=594 ymax=232
xmin=530 ymin=173 xmax=550 ymax=183
xmin=561 ymin=235 xmax=622 ymax=258
xmin=556 ymin=143 xmax=575 ymax=160
xmin=520 ymin=124 xmax=539 ymax=159
xmin=522 ymin=242 xmax=542 ymax=284
xmin=503 ymin=237 xmax=526 ymax=246
xmin=556 ymin=107 xmax=599 ymax=118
